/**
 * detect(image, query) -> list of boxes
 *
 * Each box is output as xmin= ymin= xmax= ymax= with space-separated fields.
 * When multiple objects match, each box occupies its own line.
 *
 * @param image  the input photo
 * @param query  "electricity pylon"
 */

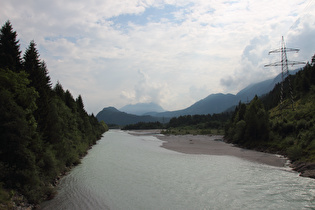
xmin=265 ymin=36 xmax=305 ymax=110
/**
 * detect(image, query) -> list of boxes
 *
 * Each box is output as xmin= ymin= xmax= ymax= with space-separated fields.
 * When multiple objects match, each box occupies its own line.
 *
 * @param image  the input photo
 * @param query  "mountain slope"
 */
xmin=120 ymin=102 xmax=165 ymax=115
xmin=154 ymin=69 xmax=301 ymax=118
xmin=236 ymin=68 xmax=301 ymax=102
xmin=96 ymin=107 xmax=169 ymax=126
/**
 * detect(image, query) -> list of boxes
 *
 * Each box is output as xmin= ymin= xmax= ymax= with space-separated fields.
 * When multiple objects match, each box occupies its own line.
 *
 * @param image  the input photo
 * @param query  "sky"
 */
xmin=1 ymin=0 xmax=315 ymax=114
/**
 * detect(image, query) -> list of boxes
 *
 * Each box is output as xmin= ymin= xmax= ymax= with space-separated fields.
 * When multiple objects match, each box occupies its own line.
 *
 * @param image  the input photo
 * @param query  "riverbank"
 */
xmin=127 ymin=130 xmax=288 ymax=167
xmin=157 ymin=134 xmax=288 ymax=167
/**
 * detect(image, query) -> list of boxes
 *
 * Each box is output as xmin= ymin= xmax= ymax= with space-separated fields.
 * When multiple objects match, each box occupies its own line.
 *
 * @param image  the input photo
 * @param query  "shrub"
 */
xmin=287 ymin=145 xmax=304 ymax=161
xmin=233 ymin=120 xmax=246 ymax=143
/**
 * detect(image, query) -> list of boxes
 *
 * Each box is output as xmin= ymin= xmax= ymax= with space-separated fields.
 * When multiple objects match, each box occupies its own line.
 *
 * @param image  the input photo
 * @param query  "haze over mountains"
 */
xmin=120 ymin=102 xmax=165 ymax=115
xmin=96 ymin=69 xmax=300 ymax=125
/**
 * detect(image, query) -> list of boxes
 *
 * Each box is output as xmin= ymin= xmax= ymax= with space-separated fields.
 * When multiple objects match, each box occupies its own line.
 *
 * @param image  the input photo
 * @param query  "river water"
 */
xmin=41 ymin=130 xmax=315 ymax=210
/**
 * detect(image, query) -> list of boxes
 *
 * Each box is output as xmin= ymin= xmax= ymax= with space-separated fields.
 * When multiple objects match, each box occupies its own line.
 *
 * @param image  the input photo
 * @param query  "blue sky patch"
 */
xmin=108 ymin=4 xmax=186 ymax=30
xmin=45 ymin=36 xmax=78 ymax=43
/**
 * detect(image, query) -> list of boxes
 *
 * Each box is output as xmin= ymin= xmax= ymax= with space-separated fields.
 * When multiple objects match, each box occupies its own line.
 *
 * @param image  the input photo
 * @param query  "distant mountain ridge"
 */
xmin=96 ymin=107 xmax=169 ymax=126
xmin=236 ymin=68 xmax=300 ymax=101
xmin=96 ymin=69 xmax=301 ymax=125
xmin=152 ymin=69 xmax=301 ymax=117
xmin=145 ymin=93 xmax=235 ymax=118
xmin=120 ymin=102 xmax=165 ymax=115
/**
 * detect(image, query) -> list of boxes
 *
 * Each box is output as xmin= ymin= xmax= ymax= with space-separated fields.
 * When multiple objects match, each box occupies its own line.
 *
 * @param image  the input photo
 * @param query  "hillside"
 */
xmin=96 ymin=107 xmax=169 ymax=126
xmin=225 ymin=55 xmax=315 ymax=178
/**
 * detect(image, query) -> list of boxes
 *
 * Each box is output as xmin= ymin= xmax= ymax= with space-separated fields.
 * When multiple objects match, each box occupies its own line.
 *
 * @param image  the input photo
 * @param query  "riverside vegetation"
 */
xmin=0 ymin=21 xmax=108 ymax=208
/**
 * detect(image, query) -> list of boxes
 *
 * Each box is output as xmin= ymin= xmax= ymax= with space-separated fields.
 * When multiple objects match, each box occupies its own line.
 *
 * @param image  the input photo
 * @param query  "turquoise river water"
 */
xmin=41 ymin=130 xmax=315 ymax=210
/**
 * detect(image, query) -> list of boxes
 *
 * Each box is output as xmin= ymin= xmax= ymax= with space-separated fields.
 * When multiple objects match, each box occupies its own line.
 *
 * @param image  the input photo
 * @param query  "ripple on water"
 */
xmin=41 ymin=130 xmax=315 ymax=210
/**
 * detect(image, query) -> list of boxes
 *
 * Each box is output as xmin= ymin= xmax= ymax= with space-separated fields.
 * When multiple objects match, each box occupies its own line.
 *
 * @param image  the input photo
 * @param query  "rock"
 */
xmin=300 ymin=170 xmax=315 ymax=179
xmin=292 ymin=162 xmax=315 ymax=179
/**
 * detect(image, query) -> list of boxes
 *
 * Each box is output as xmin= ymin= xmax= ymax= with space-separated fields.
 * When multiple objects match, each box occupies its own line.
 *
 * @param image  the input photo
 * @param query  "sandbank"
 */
xmin=127 ymin=130 xmax=288 ymax=167
xmin=158 ymin=134 xmax=288 ymax=167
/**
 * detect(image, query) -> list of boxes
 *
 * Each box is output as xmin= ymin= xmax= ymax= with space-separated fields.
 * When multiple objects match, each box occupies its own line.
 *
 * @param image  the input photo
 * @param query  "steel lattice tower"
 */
xmin=265 ymin=36 xmax=305 ymax=110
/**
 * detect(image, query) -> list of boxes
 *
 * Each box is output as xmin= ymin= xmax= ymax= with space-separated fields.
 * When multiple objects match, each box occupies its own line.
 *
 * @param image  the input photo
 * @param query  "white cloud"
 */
xmin=120 ymin=69 xmax=170 ymax=106
xmin=1 ymin=0 xmax=314 ymax=113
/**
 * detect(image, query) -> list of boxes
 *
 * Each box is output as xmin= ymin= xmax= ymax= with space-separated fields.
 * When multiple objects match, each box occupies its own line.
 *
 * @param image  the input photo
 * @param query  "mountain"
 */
xmin=96 ymin=107 xmax=169 ymax=126
xmin=151 ymin=93 xmax=237 ymax=118
xmin=120 ymin=102 xmax=165 ymax=115
xmin=236 ymin=68 xmax=301 ymax=102
xmin=153 ymin=69 xmax=302 ymax=118
xmin=96 ymin=69 xmax=302 ymax=124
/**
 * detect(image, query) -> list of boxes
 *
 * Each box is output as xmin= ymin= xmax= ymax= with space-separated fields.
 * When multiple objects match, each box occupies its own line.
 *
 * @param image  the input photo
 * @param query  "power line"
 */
xmin=264 ymin=36 xmax=305 ymax=111
xmin=286 ymin=0 xmax=314 ymax=36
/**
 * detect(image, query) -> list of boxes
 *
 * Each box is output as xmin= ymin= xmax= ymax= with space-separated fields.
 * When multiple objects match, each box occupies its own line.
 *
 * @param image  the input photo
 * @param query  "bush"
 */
xmin=233 ymin=120 xmax=246 ymax=143
xmin=287 ymin=145 xmax=304 ymax=161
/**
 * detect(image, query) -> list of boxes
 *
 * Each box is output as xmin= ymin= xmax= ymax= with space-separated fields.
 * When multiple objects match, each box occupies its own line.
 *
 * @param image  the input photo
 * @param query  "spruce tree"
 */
xmin=0 ymin=20 xmax=22 ymax=72
xmin=23 ymin=41 xmax=52 ymax=140
xmin=23 ymin=41 xmax=41 ymax=82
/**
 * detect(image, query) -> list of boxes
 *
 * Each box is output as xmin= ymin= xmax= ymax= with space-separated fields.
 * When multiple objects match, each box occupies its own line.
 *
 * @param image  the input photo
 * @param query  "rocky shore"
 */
xmin=292 ymin=162 xmax=315 ymax=178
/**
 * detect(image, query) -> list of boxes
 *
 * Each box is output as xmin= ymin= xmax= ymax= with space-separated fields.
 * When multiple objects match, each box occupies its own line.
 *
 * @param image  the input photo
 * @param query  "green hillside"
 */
xmin=268 ymin=90 xmax=315 ymax=162
xmin=225 ymin=55 xmax=315 ymax=177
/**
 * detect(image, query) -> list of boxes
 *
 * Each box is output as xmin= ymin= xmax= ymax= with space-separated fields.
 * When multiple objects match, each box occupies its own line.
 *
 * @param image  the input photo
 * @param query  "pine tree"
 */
xmin=23 ymin=41 xmax=52 ymax=140
xmin=76 ymin=95 xmax=85 ymax=112
xmin=65 ymin=90 xmax=76 ymax=112
xmin=23 ymin=41 xmax=41 ymax=83
xmin=54 ymin=81 xmax=65 ymax=100
xmin=0 ymin=20 xmax=22 ymax=72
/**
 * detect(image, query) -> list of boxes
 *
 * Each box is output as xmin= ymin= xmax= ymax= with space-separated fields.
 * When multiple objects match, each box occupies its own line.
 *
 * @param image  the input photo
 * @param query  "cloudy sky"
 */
xmin=1 ymin=0 xmax=315 ymax=114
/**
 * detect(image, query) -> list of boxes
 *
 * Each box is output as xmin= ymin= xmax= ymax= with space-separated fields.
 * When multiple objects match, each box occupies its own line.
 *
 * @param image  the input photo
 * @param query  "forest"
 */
xmin=225 ymin=55 xmax=315 ymax=177
xmin=0 ymin=21 xmax=108 ymax=208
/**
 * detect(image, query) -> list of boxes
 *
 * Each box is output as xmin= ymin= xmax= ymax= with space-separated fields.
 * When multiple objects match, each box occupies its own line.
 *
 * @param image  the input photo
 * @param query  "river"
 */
xmin=41 ymin=130 xmax=315 ymax=210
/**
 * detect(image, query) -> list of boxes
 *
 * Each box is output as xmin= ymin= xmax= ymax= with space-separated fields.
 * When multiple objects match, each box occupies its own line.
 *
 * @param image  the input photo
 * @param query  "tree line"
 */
xmin=0 ymin=21 xmax=108 ymax=205
xmin=167 ymin=113 xmax=231 ymax=129
xmin=122 ymin=121 xmax=164 ymax=130
xmin=122 ymin=112 xmax=231 ymax=135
